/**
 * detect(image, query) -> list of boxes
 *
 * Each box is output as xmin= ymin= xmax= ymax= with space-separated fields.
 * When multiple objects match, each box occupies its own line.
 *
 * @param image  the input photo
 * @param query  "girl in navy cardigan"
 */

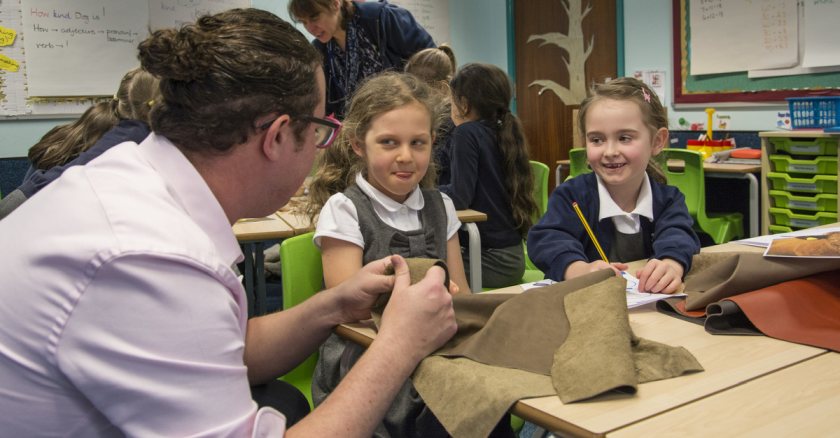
xmin=528 ymin=77 xmax=700 ymax=294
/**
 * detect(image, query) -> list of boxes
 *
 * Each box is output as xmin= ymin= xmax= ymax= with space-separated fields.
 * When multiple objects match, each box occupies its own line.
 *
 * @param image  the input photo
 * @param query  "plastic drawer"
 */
xmin=768 ymin=190 xmax=838 ymax=212
xmin=766 ymin=172 xmax=838 ymax=194
xmin=768 ymin=137 xmax=838 ymax=156
xmin=768 ymin=207 xmax=838 ymax=229
xmin=768 ymin=224 xmax=794 ymax=234
xmin=769 ymin=154 xmax=838 ymax=175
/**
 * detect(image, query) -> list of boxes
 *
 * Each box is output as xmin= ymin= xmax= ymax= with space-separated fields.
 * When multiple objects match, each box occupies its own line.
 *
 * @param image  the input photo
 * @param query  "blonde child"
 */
xmin=405 ymin=44 xmax=458 ymax=186
xmin=440 ymin=63 xmax=538 ymax=288
xmin=306 ymin=71 xmax=471 ymax=437
xmin=527 ymin=77 xmax=700 ymax=293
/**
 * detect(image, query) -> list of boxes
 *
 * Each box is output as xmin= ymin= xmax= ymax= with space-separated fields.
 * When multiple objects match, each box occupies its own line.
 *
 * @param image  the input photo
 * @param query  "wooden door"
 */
xmin=514 ymin=0 xmax=617 ymax=187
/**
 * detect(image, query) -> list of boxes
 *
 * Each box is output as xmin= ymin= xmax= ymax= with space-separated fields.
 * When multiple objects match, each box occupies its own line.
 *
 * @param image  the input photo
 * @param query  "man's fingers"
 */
xmin=390 ymin=255 xmax=410 ymax=291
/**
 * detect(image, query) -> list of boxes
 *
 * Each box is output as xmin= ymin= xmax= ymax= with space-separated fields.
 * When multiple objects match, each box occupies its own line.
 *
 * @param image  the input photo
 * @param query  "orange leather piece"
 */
xmin=725 ymin=270 xmax=840 ymax=352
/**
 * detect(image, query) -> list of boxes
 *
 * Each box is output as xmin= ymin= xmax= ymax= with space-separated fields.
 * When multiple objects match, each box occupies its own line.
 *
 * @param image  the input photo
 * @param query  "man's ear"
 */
xmin=261 ymin=115 xmax=291 ymax=161
xmin=350 ymin=137 xmax=365 ymax=157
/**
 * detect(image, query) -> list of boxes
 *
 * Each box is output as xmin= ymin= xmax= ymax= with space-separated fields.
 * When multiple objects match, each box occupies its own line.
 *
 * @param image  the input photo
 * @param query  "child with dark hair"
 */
xmin=441 ymin=63 xmax=539 ymax=288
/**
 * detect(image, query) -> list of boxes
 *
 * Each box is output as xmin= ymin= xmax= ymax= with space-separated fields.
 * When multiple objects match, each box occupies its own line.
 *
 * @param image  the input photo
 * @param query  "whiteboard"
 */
xmin=1 ymin=0 xmax=250 ymax=117
xmin=689 ymin=0 xmax=798 ymax=75
xmin=21 ymin=0 xmax=149 ymax=97
xmin=149 ymin=0 xmax=249 ymax=31
xmin=390 ymin=0 xmax=450 ymax=45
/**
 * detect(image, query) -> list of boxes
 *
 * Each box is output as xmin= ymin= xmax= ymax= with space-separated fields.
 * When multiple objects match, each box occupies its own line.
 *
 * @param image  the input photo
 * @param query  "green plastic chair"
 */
xmin=522 ymin=161 xmax=549 ymax=282
xmin=278 ymin=231 xmax=323 ymax=408
xmin=567 ymin=147 xmax=591 ymax=180
xmin=659 ymin=148 xmax=743 ymax=245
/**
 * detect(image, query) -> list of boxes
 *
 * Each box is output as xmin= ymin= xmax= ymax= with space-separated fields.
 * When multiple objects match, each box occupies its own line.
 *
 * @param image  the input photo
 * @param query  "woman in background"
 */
xmin=288 ymin=0 xmax=435 ymax=118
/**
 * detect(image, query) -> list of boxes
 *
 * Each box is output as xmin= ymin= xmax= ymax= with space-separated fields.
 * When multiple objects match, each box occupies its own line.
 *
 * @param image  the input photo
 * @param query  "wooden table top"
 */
xmin=335 ymin=236 xmax=834 ymax=436
xmin=232 ymin=215 xmax=295 ymax=242
xmin=555 ymin=159 xmax=760 ymax=174
xmin=236 ymin=207 xmax=488 ymax=243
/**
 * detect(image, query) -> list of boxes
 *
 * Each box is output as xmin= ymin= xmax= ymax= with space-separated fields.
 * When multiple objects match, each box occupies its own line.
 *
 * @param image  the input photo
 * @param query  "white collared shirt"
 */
xmin=315 ymin=172 xmax=461 ymax=248
xmin=0 ymin=134 xmax=285 ymax=437
xmin=596 ymin=173 xmax=654 ymax=234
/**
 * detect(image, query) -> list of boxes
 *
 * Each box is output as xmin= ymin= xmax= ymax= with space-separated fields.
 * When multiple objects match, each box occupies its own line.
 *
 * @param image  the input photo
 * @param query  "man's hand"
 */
xmin=330 ymin=255 xmax=398 ymax=323
xmin=377 ymin=255 xmax=457 ymax=363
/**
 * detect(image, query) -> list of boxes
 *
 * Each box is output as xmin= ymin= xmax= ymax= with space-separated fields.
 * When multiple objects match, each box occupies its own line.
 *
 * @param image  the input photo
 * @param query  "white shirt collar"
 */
xmin=354 ymin=172 xmax=425 ymax=212
xmin=597 ymin=173 xmax=654 ymax=234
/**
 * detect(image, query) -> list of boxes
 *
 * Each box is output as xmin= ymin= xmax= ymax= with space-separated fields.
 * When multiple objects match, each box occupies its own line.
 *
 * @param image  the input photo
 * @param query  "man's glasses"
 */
xmin=259 ymin=113 xmax=342 ymax=149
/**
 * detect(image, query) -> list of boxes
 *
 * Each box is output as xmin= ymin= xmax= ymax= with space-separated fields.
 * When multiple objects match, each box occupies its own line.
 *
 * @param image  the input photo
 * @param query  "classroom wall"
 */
xmin=0 ymin=0 xmax=787 ymax=159
xmin=623 ymin=0 xmax=786 ymax=131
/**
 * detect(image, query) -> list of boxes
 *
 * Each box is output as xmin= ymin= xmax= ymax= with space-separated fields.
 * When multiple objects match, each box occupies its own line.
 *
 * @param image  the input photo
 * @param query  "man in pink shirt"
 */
xmin=0 ymin=8 xmax=456 ymax=437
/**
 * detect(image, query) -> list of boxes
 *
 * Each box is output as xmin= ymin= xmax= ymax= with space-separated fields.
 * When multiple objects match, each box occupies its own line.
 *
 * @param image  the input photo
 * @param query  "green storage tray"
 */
xmin=768 ymin=207 xmax=837 ymax=229
xmin=768 ymin=190 xmax=838 ymax=212
xmin=769 ymin=137 xmax=838 ymax=156
xmin=766 ymin=172 xmax=838 ymax=194
xmin=768 ymin=224 xmax=794 ymax=234
xmin=769 ymin=154 xmax=838 ymax=175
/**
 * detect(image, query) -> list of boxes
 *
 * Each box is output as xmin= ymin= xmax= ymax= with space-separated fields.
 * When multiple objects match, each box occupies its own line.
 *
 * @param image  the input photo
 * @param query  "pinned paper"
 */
xmin=620 ymin=271 xmax=640 ymax=293
xmin=0 ymin=53 xmax=20 ymax=72
xmin=0 ymin=26 xmax=15 ymax=46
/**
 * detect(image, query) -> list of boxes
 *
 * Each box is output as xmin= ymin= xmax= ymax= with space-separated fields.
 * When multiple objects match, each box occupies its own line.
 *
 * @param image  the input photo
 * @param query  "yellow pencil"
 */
xmin=572 ymin=201 xmax=610 ymax=264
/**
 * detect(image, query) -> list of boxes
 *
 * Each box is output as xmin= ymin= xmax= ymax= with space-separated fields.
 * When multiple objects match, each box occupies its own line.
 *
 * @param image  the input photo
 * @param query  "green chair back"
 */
xmin=529 ymin=160 xmax=550 ymax=220
xmin=522 ymin=161 xmax=549 ymax=281
xmin=567 ymin=148 xmax=591 ymax=180
xmin=659 ymin=148 xmax=743 ymax=245
xmin=278 ymin=231 xmax=323 ymax=407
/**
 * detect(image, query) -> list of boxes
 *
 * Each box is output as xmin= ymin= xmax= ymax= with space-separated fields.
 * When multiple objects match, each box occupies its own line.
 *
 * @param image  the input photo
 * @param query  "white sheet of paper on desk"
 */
xmin=736 ymin=227 xmax=840 ymax=248
xmin=521 ymin=274 xmax=681 ymax=309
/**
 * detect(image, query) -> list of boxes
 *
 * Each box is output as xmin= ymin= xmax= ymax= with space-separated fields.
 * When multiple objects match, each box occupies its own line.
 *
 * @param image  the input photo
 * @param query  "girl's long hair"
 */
xmin=449 ymin=63 xmax=537 ymax=237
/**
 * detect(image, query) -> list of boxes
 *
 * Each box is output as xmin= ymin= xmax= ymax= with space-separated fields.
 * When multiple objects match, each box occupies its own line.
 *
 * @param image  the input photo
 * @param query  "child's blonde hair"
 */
xmin=307 ymin=72 xmax=443 ymax=220
xmin=577 ymin=77 xmax=668 ymax=184
xmin=28 ymin=68 xmax=161 ymax=170
xmin=404 ymin=44 xmax=457 ymax=93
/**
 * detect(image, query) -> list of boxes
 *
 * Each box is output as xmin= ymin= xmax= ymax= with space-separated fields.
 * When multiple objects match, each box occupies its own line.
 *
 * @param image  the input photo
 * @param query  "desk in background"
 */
xmin=233 ymin=214 xmax=296 ymax=316
xmin=336 ymin=237 xmax=837 ymax=437
xmin=279 ymin=208 xmax=488 ymax=291
xmin=235 ymin=208 xmax=489 ymax=314
xmin=555 ymin=159 xmax=761 ymax=237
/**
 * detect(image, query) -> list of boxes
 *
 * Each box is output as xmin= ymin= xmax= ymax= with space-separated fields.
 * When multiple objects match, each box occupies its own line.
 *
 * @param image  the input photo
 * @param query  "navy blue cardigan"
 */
xmin=527 ymin=172 xmax=700 ymax=281
xmin=19 ymin=120 xmax=151 ymax=198
xmin=439 ymin=120 xmax=522 ymax=249
xmin=313 ymin=1 xmax=435 ymax=117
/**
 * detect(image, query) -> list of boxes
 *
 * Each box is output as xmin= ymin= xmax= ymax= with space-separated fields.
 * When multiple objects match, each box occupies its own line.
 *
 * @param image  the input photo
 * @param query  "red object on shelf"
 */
xmin=731 ymin=148 xmax=762 ymax=159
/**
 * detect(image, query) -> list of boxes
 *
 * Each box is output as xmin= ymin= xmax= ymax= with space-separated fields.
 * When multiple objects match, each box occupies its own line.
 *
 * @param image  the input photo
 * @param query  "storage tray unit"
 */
xmin=768 ymin=190 xmax=838 ymax=212
xmin=766 ymin=172 xmax=838 ymax=194
xmin=768 ymin=207 xmax=837 ymax=229
xmin=768 ymin=154 xmax=838 ymax=175
xmin=768 ymin=137 xmax=838 ymax=156
xmin=760 ymin=132 xmax=840 ymax=235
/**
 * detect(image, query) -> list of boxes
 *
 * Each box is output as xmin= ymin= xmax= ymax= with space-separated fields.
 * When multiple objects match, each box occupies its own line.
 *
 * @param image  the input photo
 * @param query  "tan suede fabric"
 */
xmin=683 ymin=252 xmax=840 ymax=311
xmin=553 ymin=276 xmax=703 ymax=402
xmin=372 ymin=258 xmax=449 ymax=326
xmin=412 ymin=271 xmax=703 ymax=437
